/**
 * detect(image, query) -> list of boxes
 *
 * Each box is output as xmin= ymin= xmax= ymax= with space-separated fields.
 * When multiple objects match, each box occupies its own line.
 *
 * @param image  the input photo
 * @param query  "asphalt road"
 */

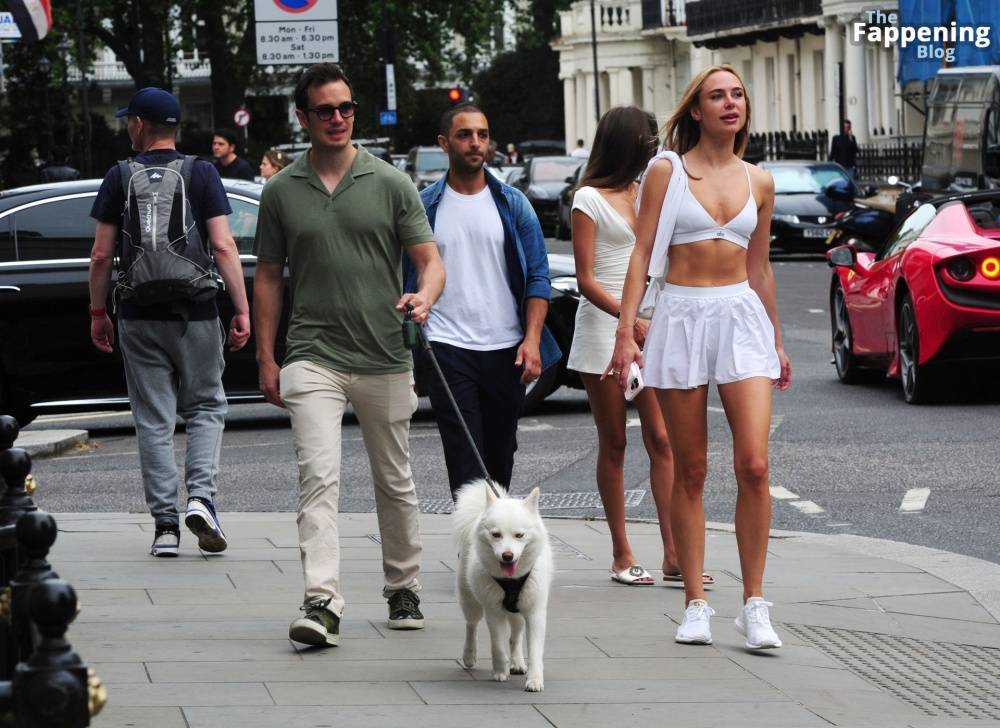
xmin=25 ymin=256 xmax=1000 ymax=566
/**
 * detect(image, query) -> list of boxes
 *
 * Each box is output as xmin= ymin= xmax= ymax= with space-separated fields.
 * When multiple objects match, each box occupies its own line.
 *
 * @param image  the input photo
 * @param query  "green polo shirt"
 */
xmin=253 ymin=146 xmax=433 ymax=373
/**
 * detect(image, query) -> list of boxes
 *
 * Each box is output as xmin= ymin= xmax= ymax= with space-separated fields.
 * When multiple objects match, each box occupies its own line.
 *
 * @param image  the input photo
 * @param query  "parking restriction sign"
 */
xmin=234 ymin=108 xmax=251 ymax=127
xmin=255 ymin=0 xmax=338 ymax=65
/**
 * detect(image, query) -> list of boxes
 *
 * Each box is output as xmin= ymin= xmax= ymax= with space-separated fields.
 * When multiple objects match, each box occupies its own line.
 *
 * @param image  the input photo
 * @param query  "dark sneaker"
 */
xmin=387 ymin=588 xmax=424 ymax=630
xmin=150 ymin=526 xmax=180 ymax=557
xmin=185 ymin=497 xmax=228 ymax=553
xmin=289 ymin=597 xmax=340 ymax=647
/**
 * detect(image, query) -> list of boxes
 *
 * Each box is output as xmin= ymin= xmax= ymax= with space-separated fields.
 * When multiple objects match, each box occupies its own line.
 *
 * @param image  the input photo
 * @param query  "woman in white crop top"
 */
xmin=568 ymin=107 xmax=705 ymax=588
xmin=607 ymin=65 xmax=792 ymax=649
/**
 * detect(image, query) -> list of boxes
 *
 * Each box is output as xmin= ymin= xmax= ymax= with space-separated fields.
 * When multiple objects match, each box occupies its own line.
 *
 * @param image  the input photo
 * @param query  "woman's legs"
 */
xmin=656 ymin=387 xmax=709 ymax=604
xmin=717 ymin=377 xmax=773 ymax=602
xmin=580 ymin=373 xmax=640 ymax=574
xmin=632 ymin=388 xmax=678 ymax=575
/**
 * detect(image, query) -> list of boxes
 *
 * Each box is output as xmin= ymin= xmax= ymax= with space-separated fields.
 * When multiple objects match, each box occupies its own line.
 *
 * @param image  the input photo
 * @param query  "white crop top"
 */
xmin=671 ymin=159 xmax=757 ymax=248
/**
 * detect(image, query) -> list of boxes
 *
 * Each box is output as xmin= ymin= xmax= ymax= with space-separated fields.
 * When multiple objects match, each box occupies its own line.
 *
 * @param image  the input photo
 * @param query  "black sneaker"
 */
xmin=387 ymin=588 xmax=424 ymax=630
xmin=289 ymin=596 xmax=340 ymax=647
xmin=150 ymin=525 xmax=180 ymax=557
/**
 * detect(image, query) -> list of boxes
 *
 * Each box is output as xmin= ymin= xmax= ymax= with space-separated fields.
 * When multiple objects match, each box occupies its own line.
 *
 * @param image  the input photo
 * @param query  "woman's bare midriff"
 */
xmin=665 ymin=239 xmax=748 ymax=286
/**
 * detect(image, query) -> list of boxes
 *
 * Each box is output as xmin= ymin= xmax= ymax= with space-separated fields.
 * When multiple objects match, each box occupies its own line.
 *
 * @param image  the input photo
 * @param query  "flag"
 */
xmin=7 ymin=0 xmax=52 ymax=43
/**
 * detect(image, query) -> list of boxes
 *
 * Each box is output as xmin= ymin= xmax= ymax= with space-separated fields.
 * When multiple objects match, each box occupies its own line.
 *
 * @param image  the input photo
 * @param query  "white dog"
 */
xmin=453 ymin=480 xmax=552 ymax=692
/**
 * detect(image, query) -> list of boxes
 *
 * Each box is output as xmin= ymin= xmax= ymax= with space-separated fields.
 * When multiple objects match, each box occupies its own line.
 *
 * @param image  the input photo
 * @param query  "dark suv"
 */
xmin=0 ymin=180 xmax=580 ymax=425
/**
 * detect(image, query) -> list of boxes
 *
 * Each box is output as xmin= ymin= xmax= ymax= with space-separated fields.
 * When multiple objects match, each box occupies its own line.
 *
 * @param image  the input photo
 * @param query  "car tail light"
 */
xmin=982 ymin=257 xmax=1000 ymax=280
xmin=947 ymin=257 xmax=975 ymax=281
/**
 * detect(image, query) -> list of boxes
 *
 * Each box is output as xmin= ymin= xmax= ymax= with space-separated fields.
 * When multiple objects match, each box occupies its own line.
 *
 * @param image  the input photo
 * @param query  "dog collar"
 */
xmin=493 ymin=572 xmax=531 ymax=613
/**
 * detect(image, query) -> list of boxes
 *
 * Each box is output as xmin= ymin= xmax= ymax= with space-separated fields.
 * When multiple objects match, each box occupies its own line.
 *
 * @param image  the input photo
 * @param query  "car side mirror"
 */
xmin=825 ymin=179 xmax=857 ymax=202
xmin=565 ymin=175 xmax=575 ymax=184
xmin=827 ymin=244 xmax=857 ymax=269
xmin=405 ymin=162 xmax=415 ymax=172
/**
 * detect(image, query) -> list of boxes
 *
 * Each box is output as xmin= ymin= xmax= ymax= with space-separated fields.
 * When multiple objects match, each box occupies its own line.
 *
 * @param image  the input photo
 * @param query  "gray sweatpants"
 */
xmin=119 ymin=318 xmax=227 ymax=527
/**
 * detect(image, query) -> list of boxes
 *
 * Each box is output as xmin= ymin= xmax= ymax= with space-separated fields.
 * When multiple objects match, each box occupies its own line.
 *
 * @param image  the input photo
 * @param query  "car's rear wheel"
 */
xmin=831 ymin=282 xmax=864 ymax=383
xmin=898 ymin=293 xmax=938 ymax=404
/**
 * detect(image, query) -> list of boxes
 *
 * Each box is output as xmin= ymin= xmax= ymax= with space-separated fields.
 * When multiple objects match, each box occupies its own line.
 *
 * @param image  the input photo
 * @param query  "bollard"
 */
xmin=10 ymin=513 xmax=59 ymax=667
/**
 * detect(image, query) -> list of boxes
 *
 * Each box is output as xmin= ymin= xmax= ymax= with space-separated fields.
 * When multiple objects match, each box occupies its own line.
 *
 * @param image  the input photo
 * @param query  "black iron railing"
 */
xmin=743 ymin=130 xmax=830 ymax=164
xmin=686 ymin=0 xmax=821 ymax=35
xmin=0 ymin=415 xmax=106 ymax=727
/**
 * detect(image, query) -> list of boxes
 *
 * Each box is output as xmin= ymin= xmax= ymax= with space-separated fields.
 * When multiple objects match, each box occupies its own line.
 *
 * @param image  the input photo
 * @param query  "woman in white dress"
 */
xmin=568 ymin=107 xmax=704 ymax=586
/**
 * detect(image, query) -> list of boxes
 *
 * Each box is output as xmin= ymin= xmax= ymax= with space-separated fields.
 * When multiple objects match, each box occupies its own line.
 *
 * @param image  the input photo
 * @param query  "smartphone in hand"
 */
xmin=624 ymin=362 xmax=645 ymax=402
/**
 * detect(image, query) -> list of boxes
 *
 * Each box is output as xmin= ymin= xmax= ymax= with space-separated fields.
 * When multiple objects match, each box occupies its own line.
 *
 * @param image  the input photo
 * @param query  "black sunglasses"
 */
xmin=307 ymin=102 xmax=358 ymax=121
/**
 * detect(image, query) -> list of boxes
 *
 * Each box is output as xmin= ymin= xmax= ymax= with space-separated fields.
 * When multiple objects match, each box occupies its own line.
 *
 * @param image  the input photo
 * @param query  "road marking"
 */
xmin=708 ymin=406 xmax=725 ymax=413
xmin=808 ymin=308 xmax=825 ymax=314
xmin=769 ymin=486 xmax=799 ymax=500
xmin=900 ymin=487 xmax=930 ymax=513
xmin=769 ymin=414 xmax=784 ymax=436
xmin=789 ymin=500 xmax=825 ymax=515
xmin=626 ymin=417 xmax=641 ymax=428
xmin=518 ymin=421 xmax=554 ymax=432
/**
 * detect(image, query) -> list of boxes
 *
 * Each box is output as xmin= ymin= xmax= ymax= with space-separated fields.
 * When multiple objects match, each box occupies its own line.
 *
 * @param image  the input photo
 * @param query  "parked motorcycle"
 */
xmin=823 ymin=178 xmax=898 ymax=252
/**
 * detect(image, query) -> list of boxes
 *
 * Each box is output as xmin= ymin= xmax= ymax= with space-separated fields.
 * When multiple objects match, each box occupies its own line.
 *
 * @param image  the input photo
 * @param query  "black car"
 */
xmin=513 ymin=156 xmax=586 ymax=237
xmin=556 ymin=163 xmax=585 ymax=240
xmin=759 ymin=160 xmax=855 ymax=253
xmin=0 ymin=179 xmax=580 ymax=425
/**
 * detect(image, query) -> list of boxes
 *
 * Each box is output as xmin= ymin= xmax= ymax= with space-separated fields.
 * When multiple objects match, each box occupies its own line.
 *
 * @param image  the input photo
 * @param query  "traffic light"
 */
xmin=447 ymin=87 xmax=464 ymax=104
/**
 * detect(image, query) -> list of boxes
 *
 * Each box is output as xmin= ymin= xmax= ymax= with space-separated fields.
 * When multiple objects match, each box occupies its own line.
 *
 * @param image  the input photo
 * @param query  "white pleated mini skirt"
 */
xmin=642 ymin=281 xmax=780 ymax=390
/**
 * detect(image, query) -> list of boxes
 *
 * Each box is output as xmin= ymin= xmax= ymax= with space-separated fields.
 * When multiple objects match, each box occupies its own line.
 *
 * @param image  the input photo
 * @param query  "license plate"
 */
xmin=804 ymin=227 xmax=829 ymax=238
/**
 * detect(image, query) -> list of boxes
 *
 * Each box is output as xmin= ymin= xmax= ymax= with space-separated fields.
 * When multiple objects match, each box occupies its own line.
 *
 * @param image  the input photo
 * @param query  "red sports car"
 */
xmin=827 ymin=191 xmax=1000 ymax=403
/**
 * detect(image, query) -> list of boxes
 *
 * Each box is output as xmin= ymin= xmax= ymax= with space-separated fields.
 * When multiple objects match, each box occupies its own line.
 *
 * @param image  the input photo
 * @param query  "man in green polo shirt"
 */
xmin=253 ymin=63 xmax=445 ymax=648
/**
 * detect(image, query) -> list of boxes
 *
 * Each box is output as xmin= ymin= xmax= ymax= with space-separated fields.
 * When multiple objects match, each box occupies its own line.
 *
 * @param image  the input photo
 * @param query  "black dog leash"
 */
xmin=403 ymin=305 xmax=502 ymax=498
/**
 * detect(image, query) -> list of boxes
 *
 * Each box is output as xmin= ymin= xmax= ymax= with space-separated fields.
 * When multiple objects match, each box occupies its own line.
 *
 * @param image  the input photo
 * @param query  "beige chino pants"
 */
xmin=280 ymin=360 xmax=422 ymax=617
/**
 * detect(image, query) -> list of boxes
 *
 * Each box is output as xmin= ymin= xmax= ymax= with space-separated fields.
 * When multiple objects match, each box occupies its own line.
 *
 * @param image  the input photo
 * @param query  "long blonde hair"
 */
xmin=663 ymin=64 xmax=751 ymax=158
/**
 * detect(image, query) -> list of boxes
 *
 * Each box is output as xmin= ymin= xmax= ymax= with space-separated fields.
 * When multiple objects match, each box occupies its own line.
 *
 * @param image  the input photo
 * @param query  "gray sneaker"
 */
xmin=289 ymin=597 xmax=340 ymax=647
xmin=387 ymin=589 xmax=424 ymax=630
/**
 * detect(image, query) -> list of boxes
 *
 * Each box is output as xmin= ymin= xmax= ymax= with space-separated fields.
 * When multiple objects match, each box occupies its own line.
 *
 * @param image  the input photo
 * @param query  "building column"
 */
xmin=824 ymin=17 xmax=844 ymax=136
xmin=584 ymin=72 xmax=598 ymax=142
xmin=843 ymin=16 xmax=870 ymax=143
xmin=607 ymin=67 xmax=622 ymax=106
xmin=563 ymin=77 xmax=577 ymax=151
xmin=642 ymin=65 xmax=656 ymax=113
xmin=576 ymin=73 xmax=588 ymax=143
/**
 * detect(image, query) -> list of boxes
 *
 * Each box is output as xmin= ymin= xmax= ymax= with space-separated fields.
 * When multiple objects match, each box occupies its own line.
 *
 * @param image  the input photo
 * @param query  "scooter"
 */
xmin=823 ymin=177 xmax=899 ymax=252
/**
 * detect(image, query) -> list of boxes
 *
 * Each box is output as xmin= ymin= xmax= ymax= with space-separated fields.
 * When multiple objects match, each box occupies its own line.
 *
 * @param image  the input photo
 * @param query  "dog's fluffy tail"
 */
xmin=452 ymin=479 xmax=501 ymax=549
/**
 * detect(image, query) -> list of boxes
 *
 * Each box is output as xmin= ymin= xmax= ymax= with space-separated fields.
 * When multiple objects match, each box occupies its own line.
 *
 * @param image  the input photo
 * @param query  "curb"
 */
xmin=13 ymin=429 xmax=89 ymax=459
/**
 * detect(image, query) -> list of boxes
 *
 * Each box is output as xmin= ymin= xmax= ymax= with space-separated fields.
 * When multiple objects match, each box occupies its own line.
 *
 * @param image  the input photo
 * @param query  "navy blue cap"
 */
xmin=115 ymin=87 xmax=181 ymax=125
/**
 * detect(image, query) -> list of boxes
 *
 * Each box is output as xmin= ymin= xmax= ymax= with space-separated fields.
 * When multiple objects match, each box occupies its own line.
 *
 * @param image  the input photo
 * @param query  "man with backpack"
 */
xmin=87 ymin=87 xmax=251 ymax=558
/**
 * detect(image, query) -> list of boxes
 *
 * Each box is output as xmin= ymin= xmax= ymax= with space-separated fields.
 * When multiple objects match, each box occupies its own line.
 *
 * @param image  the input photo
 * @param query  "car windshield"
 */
xmin=771 ymin=166 xmax=849 ymax=194
xmin=532 ymin=158 xmax=582 ymax=182
xmin=416 ymin=150 xmax=449 ymax=172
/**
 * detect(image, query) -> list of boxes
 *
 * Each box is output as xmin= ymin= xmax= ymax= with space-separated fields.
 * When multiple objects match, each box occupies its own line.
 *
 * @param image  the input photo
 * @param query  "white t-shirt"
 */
xmin=570 ymin=147 xmax=590 ymax=158
xmin=425 ymin=184 xmax=523 ymax=350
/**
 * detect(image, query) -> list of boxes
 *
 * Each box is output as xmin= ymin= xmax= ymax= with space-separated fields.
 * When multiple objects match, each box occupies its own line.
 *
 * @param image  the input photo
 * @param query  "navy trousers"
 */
xmin=421 ymin=342 xmax=525 ymax=498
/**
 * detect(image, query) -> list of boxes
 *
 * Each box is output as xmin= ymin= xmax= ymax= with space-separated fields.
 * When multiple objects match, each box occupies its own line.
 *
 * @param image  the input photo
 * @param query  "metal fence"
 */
xmin=743 ymin=130 xmax=829 ymax=164
xmin=856 ymin=141 xmax=924 ymax=184
xmin=0 ymin=415 xmax=106 ymax=727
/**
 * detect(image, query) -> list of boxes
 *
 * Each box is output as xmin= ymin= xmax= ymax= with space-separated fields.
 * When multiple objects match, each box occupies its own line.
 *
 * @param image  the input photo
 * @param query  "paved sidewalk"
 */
xmin=49 ymin=512 xmax=1000 ymax=728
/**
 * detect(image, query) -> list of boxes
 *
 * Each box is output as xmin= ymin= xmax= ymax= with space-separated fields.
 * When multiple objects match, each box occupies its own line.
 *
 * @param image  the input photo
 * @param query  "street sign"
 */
xmin=379 ymin=110 xmax=397 ymax=126
xmin=385 ymin=64 xmax=396 ymax=112
xmin=255 ymin=0 xmax=338 ymax=65
xmin=234 ymin=108 xmax=251 ymax=127
xmin=0 ymin=12 xmax=23 ymax=39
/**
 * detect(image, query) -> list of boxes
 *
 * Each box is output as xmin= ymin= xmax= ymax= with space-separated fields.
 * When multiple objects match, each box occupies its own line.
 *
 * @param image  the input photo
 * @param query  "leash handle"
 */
xmin=402 ymin=304 xmax=420 ymax=351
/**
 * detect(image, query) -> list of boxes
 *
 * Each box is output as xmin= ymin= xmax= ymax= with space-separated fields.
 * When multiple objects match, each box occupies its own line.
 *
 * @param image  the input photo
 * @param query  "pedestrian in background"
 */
xmin=253 ymin=63 xmax=444 ymax=648
xmin=506 ymin=143 xmax=520 ymax=164
xmin=87 ymin=87 xmax=250 ymax=558
xmin=607 ymin=65 xmax=791 ymax=650
xmin=407 ymin=102 xmax=559 ymax=499
xmin=829 ymin=119 xmax=858 ymax=178
xmin=40 ymin=146 xmax=80 ymax=182
xmin=570 ymin=139 xmax=590 ymax=159
xmin=259 ymin=149 xmax=289 ymax=181
xmin=211 ymin=128 xmax=256 ymax=181
xmin=568 ymin=106 xmax=706 ymax=588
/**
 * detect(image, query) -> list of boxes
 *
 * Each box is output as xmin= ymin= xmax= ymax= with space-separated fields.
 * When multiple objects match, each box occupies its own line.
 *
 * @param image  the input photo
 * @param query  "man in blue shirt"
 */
xmin=405 ymin=103 xmax=559 ymax=498
xmin=88 ymin=87 xmax=251 ymax=558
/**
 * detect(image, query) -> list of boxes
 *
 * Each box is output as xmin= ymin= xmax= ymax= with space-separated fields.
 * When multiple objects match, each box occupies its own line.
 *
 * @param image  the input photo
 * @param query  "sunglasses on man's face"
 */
xmin=307 ymin=101 xmax=358 ymax=121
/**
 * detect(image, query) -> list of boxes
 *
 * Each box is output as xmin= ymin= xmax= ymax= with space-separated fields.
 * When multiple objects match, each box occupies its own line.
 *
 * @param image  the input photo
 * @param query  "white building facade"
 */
xmin=555 ymin=0 xmax=912 ymax=150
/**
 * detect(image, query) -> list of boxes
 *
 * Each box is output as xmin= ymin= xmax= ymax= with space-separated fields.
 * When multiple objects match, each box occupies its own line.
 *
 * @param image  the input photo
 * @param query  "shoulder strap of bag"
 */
xmin=639 ymin=150 xmax=684 ymax=279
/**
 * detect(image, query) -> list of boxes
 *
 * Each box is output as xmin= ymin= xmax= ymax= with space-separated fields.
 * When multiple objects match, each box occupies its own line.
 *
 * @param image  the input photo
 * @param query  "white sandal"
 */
xmin=610 ymin=565 xmax=654 ymax=585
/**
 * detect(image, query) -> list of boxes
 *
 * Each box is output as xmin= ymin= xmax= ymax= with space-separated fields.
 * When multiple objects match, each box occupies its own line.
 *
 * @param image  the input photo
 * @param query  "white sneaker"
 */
xmin=150 ymin=528 xmax=179 ymax=557
xmin=675 ymin=599 xmax=715 ymax=644
xmin=735 ymin=597 xmax=782 ymax=649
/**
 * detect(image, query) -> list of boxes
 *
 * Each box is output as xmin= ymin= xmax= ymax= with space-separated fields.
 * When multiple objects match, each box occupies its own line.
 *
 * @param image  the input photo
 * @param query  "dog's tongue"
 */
xmin=500 ymin=561 xmax=518 ymax=577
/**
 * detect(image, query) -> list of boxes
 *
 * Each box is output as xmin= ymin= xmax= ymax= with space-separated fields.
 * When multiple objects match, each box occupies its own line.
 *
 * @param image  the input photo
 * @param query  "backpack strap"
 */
xmin=179 ymin=154 xmax=196 ymax=190
xmin=117 ymin=159 xmax=134 ymax=219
